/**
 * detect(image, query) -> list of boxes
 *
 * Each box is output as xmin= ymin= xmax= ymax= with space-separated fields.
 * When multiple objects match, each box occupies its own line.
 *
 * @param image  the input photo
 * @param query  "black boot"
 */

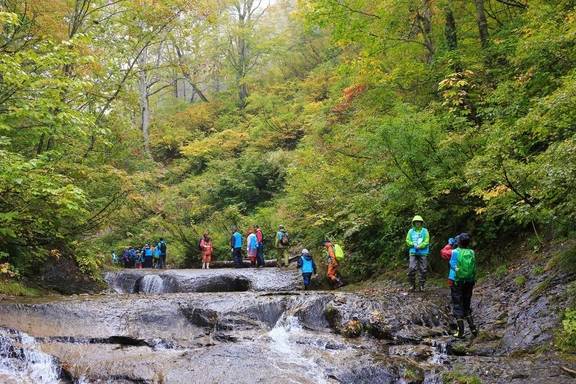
xmin=466 ymin=315 xmax=478 ymax=337
xmin=408 ymin=276 xmax=416 ymax=292
xmin=453 ymin=319 xmax=465 ymax=339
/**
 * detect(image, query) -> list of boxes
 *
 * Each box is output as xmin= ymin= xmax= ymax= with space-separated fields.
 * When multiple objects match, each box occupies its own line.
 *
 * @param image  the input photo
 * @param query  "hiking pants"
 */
xmin=277 ymin=248 xmax=288 ymax=267
xmin=158 ymin=254 xmax=166 ymax=269
xmin=143 ymin=256 xmax=153 ymax=268
xmin=327 ymin=262 xmax=339 ymax=282
xmin=408 ymin=254 xmax=427 ymax=285
xmin=232 ymin=248 xmax=243 ymax=268
xmin=451 ymin=281 xmax=475 ymax=319
xmin=202 ymin=252 xmax=212 ymax=264
xmin=256 ymin=244 xmax=265 ymax=267
xmin=302 ymin=272 xmax=312 ymax=288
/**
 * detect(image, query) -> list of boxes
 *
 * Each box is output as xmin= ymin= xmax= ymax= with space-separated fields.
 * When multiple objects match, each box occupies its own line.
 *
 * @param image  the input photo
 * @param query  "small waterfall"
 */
xmin=268 ymin=315 xmax=329 ymax=384
xmin=0 ymin=328 xmax=62 ymax=384
xmin=138 ymin=274 xmax=165 ymax=294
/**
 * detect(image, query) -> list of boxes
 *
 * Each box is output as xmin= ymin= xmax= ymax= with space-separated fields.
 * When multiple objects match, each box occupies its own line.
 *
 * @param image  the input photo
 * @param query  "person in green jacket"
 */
xmin=406 ymin=215 xmax=430 ymax=291
xmin=275 ymin=225 xmax=289 ymax=267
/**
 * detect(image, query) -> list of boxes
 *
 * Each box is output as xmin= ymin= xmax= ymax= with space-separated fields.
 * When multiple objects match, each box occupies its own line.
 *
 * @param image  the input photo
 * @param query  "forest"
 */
xmin=1 ymin=0 xmax=576 ymax=347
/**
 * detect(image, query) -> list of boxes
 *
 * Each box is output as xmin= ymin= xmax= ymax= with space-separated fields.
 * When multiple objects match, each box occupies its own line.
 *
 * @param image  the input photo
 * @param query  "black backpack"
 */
xmin=159 ymin=242 xmax=167 ymax=253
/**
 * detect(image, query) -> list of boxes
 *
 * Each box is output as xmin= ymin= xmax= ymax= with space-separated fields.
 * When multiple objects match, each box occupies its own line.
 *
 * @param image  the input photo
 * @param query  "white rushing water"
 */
xmin=268 ymin=315 xmax=329 ymax=384
xmin=0 ymin=328 xmax=62 ymax=384
xmin=139 ymin=274 xmax=165 ymax=293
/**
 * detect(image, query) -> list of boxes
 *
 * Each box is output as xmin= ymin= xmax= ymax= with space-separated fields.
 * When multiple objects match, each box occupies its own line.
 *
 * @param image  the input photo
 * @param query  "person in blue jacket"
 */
xmin=297 ymin=249 xmax=317 ymax=290
xmin=230 ymin=226 xmax=243 ymax=268
xmin=449 ymin=233 xmax=478 ymax=338
xmin=143 ymin=244 xmax=153 ymax=268
xmin=405 ymin=215 xmax=430 ymax=291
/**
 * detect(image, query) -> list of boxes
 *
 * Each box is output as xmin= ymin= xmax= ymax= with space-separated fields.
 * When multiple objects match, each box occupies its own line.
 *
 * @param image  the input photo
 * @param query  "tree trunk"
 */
xmin=418 ymin=0 xmax=435 ymax=63
xmin=208 ymin=259 xmax=278 ymax=268
xmin=444 ymin=7 xmax=458 ymax=51
xmin=473 ymin=0 xmax=490 ymax=48
xmin=236 ymin=15 xmax=249 ymax=107
xmin=138 ymin=47 xmax=152 ymax=159
xmin=36 ymin=133 xmax=45 ymax=155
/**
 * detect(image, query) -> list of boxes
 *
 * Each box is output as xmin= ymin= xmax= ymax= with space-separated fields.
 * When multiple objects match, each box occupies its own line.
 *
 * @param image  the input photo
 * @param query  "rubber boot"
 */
xmin=408 ymin=276 xmax=416 ymax=292
xmin=466 ymin=316 xmax=478 ymax=338
xmin=334 ymin=278 xmax=345 ymax=289
xmin=453 ymin=319 xmax=465 ymax=339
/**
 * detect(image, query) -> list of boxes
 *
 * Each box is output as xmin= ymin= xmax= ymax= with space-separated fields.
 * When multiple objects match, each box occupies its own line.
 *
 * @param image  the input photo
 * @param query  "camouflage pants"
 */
xmin=408 ymin=254 xmax=427 ymax=285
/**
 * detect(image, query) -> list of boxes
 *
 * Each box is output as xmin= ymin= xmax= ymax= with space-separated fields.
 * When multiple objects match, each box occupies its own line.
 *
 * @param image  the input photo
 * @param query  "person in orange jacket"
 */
xmin=323 ymin=240 xmax=344 ymax=288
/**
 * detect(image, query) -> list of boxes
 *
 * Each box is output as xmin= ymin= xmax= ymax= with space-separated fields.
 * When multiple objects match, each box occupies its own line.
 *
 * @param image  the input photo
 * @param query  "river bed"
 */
xmin=0 ymin=267 xmax=574 ymax=383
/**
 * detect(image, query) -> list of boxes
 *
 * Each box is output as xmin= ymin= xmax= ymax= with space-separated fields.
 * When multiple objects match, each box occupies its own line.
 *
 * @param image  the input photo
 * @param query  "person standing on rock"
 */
xmin=153 ymin=243 xmax=161 ymax=268
xmin=255 ymin=225 xmax=265 ymax=268
xmin=449 ymin=233 xmax=478 ymax=338
xmin=231 ymin=226 xmax=243 ymax=268
xmin=144 ymin=244 xmax=154 ymax=268
xmin=406 ymin=215 xmax=430 ymax=291
xmin=324 ymin=240 xmax=344 ymax=288
xmin=247 ymin=227 xmax=258 ymax=267
xmin=200 ymin=232 xmax=213 ymax=269
xmin=275 ymin=225 xmax=289 ymax=267
xmin=297 ymin=249 xmax=317 ymax=290
xmin=158 ymin=238 xmax=167 ymax=269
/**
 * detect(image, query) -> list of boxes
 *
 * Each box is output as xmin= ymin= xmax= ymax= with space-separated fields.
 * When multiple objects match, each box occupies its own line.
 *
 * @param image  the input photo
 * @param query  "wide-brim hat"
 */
xmin=412 ymin=215 xmax=424 ymax=223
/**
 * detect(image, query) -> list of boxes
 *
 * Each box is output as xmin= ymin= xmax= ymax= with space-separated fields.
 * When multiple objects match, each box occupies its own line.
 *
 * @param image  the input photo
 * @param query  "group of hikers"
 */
xmin=289 ymin=214 xmax=476 ymax=338
xmin=112 ymin=239 xmax=168 ymax=269
xmin=194 ymin=225 xmax=290 ymax=270
xmin=225 ymin=225 xmax=346 ymax=289
xmin=112 ymin=216 xmax=477 ymax=339
xmin=227 ymin=225 xmax=290 ymax=268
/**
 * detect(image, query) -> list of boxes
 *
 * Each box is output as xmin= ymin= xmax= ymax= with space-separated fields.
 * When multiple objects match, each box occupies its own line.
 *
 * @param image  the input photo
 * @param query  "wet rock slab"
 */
xmin=2 ymin=261 xmax=575 ymax=384
xmin=0 ymin=290 xmax=452 ymax=383
xmin=105 ymin=268 xmax=302 ymax=294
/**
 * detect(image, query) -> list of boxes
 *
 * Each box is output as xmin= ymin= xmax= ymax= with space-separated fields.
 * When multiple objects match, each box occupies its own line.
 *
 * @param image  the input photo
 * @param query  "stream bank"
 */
xmin=0 ymin=262 xmax=574 ymax=383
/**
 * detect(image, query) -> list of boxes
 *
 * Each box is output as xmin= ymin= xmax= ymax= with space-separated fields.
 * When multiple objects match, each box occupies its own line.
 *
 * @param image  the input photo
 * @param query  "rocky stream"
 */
xmin=0 ymin=265 xmax=574 ymax=383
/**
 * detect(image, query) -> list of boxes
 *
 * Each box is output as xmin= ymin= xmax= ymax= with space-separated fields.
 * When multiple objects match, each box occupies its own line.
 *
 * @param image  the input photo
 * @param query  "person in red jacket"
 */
xmin=200 ymin=232 xmax=213 ymax=269
xmin=255 ymin=225 xmax=265 ymax=268
xmin=441 ymin=237 xmax=457 ymax=285
xmin=441 ymin=237 xmax=457 ymax=260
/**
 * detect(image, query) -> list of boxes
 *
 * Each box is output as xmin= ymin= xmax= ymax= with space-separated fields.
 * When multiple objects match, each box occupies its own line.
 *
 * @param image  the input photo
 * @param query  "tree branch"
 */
xmin=495 ymin=0 xmax=527 ymax=9
xmin=330 ymin=0 xmax=381 ymax=19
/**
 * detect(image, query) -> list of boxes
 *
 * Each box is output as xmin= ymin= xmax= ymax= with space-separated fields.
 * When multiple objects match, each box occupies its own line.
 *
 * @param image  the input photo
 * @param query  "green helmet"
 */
xmin=412 ymin=215 xmax=424 ymax=224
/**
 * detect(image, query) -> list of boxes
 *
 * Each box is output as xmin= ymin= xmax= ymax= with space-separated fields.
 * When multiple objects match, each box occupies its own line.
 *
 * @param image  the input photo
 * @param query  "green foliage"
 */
xmin=514 ymin=275 xmax=527 ymax=287
xmin=557 ymin=308 xmax=576 ymax=353
xmin=442 ymin=371 xmax=482 ymax=384
xmin=546 ymin=245 xmax=576 ymax=275
xmin=0 ymin=280 xmax=40 ymax=297
xmin=3 ymin=0 xmax=576 ymax=285
xmin=494 ymin=265 xmax=508 ymax=280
